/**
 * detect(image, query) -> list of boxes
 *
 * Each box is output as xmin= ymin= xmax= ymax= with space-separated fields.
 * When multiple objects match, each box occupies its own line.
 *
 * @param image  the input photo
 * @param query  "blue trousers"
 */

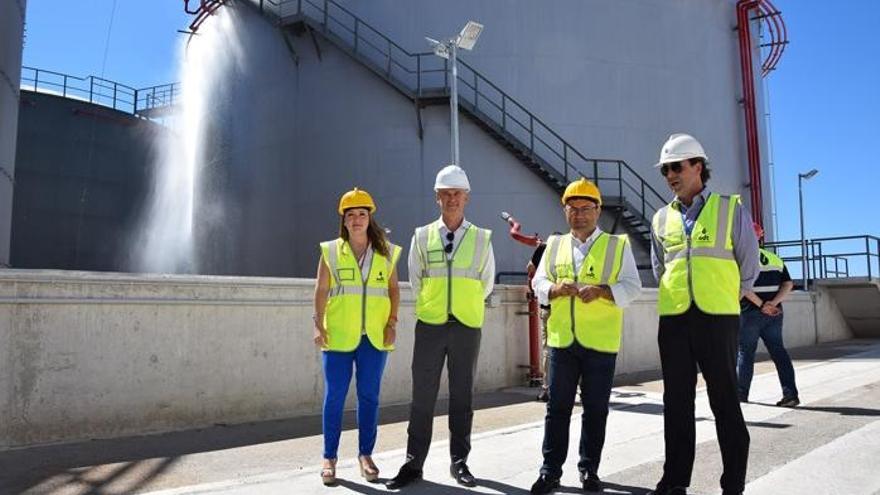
xmin=540 ymin=344 xmax=617 ymax=479
xmin=737 ymin=307 xmax=798 ymax=400
xmin=322 ymin=335 xmax=388 ymax=459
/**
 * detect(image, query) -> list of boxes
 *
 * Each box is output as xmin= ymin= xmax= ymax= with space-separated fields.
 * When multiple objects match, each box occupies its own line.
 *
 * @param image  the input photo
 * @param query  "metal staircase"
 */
xmin=258 ymin=0 xmax=667 ymax=249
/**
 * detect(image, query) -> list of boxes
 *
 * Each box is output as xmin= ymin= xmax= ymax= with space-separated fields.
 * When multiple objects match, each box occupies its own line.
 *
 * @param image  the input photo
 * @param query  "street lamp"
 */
xmin=798 ymin=168 xmax=818 ymax=290
xmin=426 ymin=21 xmax=484 ymax=166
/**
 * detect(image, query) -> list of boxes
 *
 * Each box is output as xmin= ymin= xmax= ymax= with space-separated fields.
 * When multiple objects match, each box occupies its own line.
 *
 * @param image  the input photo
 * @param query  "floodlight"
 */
xmin=456 ymin=21 xmax=483 ymax=50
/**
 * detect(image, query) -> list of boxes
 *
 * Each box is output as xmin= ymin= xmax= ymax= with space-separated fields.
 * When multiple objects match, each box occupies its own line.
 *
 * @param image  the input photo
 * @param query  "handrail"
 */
xmin=765 ymin=235 xmax=880 ymax=281
xmin=262 ymin=0 xmax=669 ymax=225
xmin=20 ymin=66 xmax=180 ymax=118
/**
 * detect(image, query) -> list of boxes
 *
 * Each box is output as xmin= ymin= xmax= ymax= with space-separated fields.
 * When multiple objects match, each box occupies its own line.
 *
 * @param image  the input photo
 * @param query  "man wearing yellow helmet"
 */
xmin=529 ymin=178 xmax=642 ymax=494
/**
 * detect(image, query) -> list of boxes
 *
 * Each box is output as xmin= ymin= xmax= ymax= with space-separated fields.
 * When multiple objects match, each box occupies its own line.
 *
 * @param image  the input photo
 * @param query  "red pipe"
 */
xmin=734 ymin=0 xmax=788 ymax=226
xmin=501 ymin=211 xmax=541 ymax=247
xmin=501 ymin=212 xmax=543 ymax=384
xmin=759 ymin=0 xmax=788 ymax=76
xmin=183 ymin=0 xmax=227 ymax=32
xmin=736 ymin=0 xmax=764 ymax=225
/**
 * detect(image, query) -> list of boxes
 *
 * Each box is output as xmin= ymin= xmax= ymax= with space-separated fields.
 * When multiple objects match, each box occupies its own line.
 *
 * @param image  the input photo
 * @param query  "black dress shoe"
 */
xmin=646 ymin=486 xmax=687 ymax=495
xmin=385 ymin=465 xmax=422 ymax=490
xmin=450 ymin=461 xmax=477 ymax=487
xmin=530 ymin=474 xmax=560 ymax=494
xmin=579 ymin=471 xmax=602 ymax=492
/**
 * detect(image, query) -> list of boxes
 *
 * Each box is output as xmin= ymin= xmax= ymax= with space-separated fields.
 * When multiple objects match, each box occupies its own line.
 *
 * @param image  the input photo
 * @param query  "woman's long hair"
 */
xmin=339 ymin=211 xmax=390 ymax=258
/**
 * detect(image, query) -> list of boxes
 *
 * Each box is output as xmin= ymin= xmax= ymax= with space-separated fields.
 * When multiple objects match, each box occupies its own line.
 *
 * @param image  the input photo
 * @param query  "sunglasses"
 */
xmin=565 ymin=204 xmax=599 ymax=215
xmin=444 ymin=231 xmax=455 ymax=254
xmin=660 ymin=161 xmax=684 ymax=177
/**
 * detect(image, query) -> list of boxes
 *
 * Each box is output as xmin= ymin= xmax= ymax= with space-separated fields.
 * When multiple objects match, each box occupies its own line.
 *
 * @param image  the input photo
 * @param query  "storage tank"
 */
xmin=0 ymin=0 xmax=27 ymax=267
xmin=12 ymin=0 xmax=778 ymax=282
xmin=167 ymin=0 xmax=773 ymax=280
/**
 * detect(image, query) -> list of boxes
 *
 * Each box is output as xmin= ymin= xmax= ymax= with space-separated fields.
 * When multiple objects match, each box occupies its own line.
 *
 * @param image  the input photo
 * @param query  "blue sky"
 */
xmin=20 ymin=1 xmax=880 ymax=246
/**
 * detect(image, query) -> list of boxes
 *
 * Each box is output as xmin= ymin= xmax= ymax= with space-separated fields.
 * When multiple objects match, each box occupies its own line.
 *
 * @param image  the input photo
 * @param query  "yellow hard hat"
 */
xmin=561 ymin=178 xmax=602 ymax=206
xmin=338 ymin=187 xmax=376 ymax=215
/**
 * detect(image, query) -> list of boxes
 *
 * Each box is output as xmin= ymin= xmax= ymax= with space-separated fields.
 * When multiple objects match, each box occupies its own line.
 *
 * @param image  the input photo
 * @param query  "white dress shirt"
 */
xmin=408 ymin=217 xmax=496 ymax=299
xmin=532 ymin=228 xmax=642 ymax=308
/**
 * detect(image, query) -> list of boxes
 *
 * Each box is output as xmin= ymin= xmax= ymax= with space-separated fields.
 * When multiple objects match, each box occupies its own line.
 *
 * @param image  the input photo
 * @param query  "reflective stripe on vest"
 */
xmin=544 ymin=232 xmax=627 ymax=353
xmin=414 ymin=221 xmax=491 ymax=328
xmin=321 ymin=238 xmax=401 ymax=352
xmin=754 ymin=248 xmax=785 ymax=293
xmin=653 ymin=193 xmax=741 ymax=316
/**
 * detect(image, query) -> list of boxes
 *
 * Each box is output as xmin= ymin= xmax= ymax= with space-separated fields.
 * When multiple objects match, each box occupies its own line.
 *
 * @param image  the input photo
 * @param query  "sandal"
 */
xmin=358 ymin=455 xmax=379 ymax=482
xmin=321 ymin=458 xmax=337 ymax=485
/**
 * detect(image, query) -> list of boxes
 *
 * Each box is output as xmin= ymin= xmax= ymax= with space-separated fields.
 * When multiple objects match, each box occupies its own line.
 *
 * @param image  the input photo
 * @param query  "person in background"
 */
xmin=527 ymin=240 xmax=552 ymax=402
xmin=737 ymin=222 xmax=800 ymax=407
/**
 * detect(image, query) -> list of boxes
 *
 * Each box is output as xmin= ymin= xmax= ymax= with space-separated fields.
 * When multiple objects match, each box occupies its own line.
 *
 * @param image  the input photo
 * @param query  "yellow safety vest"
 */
xmin=320 ymin=238 xmax=402 ymax=352
xmin=544 ymin=232 xmax=628 ymax=353
xmin=652 ymin=193 xmax=741 ymax=316
xmin=414 ymin=221 xmax=492 ymax=329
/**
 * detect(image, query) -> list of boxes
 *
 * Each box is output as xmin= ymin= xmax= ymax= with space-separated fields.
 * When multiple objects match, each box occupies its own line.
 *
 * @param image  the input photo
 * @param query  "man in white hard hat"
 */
xmin=648 ymin=134 xmax=759 ymax=495
xmin=386 ymin=164 xmax=495 ymax=490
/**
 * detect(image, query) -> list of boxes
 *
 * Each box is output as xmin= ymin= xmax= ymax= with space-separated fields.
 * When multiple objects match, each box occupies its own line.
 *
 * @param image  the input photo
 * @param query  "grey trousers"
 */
xmin=404 ymin=319 xmax=482 ymax=469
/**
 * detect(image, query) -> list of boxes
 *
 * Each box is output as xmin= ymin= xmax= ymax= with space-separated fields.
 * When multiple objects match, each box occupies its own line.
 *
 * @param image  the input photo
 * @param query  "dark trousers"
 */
xmin=404 ymin=319 xmax=481 ymax=469
xmin=658 ymin=306 xmax=750 ymax=493
xmin=540 ymin=344 xmax=617 ymax=479
xmin=737 ymin=307 xmax=798 ymax=400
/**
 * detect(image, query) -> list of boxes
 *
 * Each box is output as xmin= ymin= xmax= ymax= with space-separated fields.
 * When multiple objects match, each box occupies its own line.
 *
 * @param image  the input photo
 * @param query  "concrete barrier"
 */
xmin=0 ymin=269 xmax=852 ymax=449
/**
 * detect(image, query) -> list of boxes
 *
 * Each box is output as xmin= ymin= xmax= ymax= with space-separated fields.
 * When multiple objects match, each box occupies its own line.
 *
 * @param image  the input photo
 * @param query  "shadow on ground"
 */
xmin=0 ymin=390 xmax=534 ymax=494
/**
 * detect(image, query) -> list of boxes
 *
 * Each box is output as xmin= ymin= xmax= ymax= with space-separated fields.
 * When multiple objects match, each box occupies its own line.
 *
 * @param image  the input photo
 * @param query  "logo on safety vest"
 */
xmin=697 ymin=227 xmax=710 ymax=242
xmin=586 ymin=265 xmax=595 ymax=278
xmin=376 ymin=271 xmax=385 ymax=282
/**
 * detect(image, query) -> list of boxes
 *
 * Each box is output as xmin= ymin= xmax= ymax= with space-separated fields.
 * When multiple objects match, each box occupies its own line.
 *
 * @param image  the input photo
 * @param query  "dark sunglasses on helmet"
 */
xmin=660 ymin=161 xmax=684 ymax=177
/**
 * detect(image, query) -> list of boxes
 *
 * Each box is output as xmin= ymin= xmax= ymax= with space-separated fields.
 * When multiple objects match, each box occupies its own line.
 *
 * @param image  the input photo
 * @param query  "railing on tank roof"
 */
xmin=764 ymin=235 xmax=880 ymax=287
xmin=20 ymin=66 xmax=179 ymax=119
xmin=258 ymin=0 xmax=668 ymax=223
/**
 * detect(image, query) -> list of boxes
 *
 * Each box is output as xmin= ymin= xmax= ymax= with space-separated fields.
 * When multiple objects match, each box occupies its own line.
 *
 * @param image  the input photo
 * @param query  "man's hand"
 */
xmin=550 ymin=282 xmax=579 ymax=299
xmin=761 ymin=301 xmax=781 ymax=316
xmin=578 ymin=285 xmax=613 ymax=303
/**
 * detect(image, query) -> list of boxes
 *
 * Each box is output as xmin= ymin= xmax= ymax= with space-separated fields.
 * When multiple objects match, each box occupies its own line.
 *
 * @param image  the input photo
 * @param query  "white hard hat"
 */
xmin=434 ymin=164 xmax=471 ymax=191
xmin=655 ymin=133 xmax=708 ymax=167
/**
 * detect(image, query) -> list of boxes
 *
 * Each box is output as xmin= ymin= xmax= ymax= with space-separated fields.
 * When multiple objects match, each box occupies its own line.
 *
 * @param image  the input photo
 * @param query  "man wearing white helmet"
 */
xmin=386 ymin=164 xmax=495 ymax=490
xmin=647 ymin=134 xmax=759 ymax=495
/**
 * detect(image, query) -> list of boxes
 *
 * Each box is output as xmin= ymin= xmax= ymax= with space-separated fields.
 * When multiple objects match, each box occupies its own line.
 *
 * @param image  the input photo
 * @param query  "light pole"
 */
xmin=798 ymin=168 xmax=818 ymax=290
xmin=426 ymin=21 xmax=484 ymax=166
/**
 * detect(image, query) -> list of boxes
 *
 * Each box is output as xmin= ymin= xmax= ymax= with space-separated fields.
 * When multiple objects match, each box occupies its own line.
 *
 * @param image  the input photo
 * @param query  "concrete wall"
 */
xmin=0 ymin=269 xmax=851 ymax=449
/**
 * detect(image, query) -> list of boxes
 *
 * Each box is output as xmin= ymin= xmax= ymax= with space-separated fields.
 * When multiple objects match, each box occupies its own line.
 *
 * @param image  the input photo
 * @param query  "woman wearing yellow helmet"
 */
xmin=313 ymin=188 xmax=402 ymax=485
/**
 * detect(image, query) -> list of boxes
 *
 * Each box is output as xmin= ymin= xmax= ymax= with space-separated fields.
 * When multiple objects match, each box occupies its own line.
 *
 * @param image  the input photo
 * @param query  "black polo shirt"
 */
xmin=740 ymin=252 xmax=792 ymax=311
